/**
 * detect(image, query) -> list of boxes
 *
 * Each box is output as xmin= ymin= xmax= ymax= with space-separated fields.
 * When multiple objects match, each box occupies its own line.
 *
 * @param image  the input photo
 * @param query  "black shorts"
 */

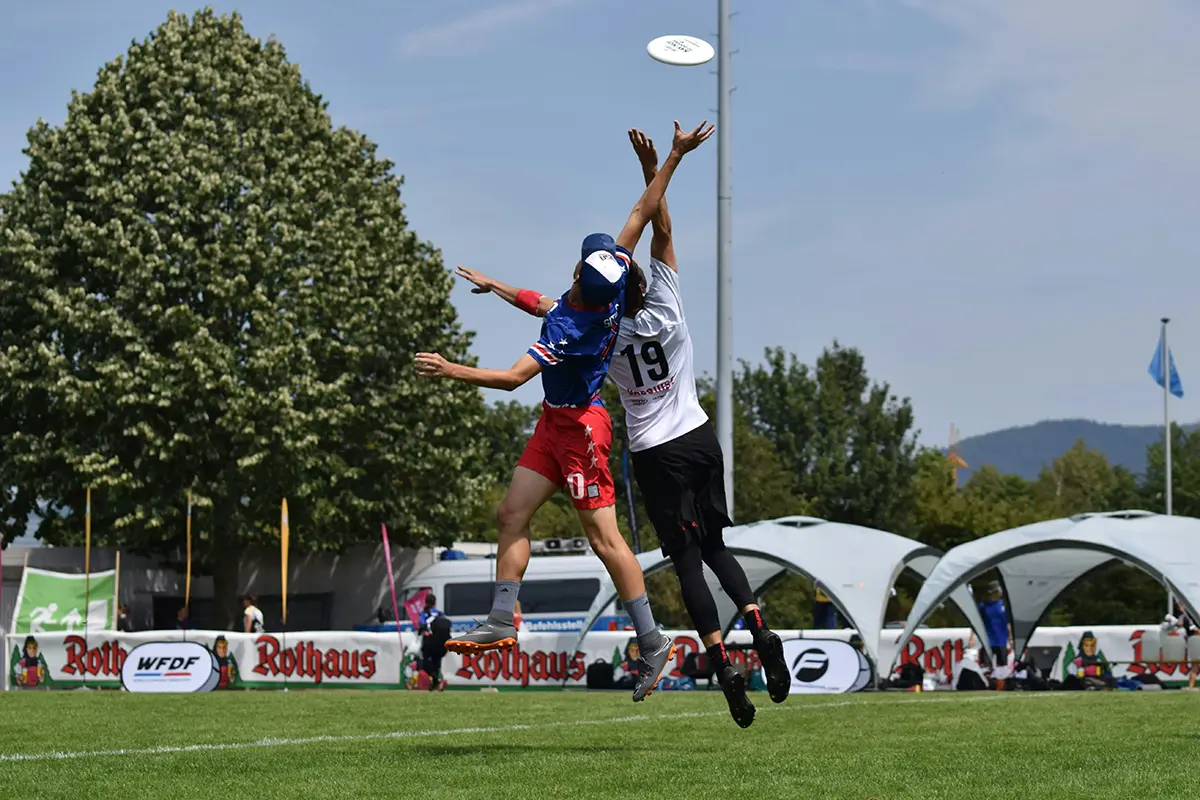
xmin=630 ymin=422 xmax=731 ymax=557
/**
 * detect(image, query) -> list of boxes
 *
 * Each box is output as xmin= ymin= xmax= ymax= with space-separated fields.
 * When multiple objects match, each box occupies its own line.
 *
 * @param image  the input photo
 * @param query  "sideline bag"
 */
xmin=586 ymin=659 xmax=614 ymax=690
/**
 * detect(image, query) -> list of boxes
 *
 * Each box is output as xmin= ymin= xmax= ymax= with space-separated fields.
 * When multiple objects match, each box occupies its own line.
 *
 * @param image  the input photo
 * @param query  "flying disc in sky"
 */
xmin=646 ymin=35 xmax=715 ymax=67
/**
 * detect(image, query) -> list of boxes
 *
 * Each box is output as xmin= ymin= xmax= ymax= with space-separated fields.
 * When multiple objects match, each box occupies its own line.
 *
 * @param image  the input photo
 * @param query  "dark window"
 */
xmin=443 ymin=579 xmax=601 ymax=616
xmin=444 ymin=583 xmax=494 ymax=617
xmin=518 ymin=579 xmax=601 ymax=614
xmin=151 ymin=593 xmax=332 ymax=630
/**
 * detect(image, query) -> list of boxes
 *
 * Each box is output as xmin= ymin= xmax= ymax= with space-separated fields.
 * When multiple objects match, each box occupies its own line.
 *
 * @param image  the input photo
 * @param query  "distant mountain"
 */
xmin=954 ymin=418 xmax=1200 ymax=481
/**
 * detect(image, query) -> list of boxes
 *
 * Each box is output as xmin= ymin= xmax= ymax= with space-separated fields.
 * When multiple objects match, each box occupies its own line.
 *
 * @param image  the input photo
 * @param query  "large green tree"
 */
xmin=1145 ymin=423 xmax=1200 ymax=516
xmin=0 ymin=9 xmax=484 ymax=622
xmin=736 ymin=343 xmax=918 ymax=531
xmin=1032 ymin=439 xmax=1142 ymax=517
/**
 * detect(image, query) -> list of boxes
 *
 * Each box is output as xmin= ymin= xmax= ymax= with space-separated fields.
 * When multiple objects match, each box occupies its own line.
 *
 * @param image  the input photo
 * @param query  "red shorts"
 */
xmin=517 ymin=403 xmax=615 ymax=510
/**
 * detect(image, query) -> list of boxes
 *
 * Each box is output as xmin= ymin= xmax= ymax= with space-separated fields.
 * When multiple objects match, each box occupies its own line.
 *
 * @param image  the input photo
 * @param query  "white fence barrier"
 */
xmin=4 ymin=625 xmax=1189 ymax=691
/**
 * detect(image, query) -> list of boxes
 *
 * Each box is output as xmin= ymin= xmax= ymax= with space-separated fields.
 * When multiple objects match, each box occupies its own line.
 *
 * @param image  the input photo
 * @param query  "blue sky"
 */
xmin=2 ymin=0 xmax=1198 ymax=450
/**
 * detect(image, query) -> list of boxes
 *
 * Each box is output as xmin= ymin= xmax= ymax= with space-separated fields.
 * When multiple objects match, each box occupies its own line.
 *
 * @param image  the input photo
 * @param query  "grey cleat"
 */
xmin=632 ymin=631 xmax=677 ymax=702
xmin=445 ymin=619 xmax=518 ymax=655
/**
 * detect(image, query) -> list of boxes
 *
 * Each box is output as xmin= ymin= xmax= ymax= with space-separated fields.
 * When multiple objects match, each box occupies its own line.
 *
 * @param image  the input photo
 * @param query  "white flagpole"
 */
xmin=1162 ymin=317 xmax=1174 ymax=616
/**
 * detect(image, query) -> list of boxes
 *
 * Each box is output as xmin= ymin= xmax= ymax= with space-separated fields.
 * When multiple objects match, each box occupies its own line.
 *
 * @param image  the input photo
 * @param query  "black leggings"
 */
xmin=668 ymin=538 xmax=757 ymax=639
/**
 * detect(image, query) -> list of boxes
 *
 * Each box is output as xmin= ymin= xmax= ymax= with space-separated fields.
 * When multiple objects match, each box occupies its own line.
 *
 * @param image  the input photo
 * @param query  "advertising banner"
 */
xmin=780 ymin=638 xmax=872 ymax=694
xmin=888 ymin=625 xmax=1196 ymax=685
xmin=121 ymin=641 xmax=221 ymax=693
xmin=9 ymin=568 xmax=116 ymax=635
xmin=5 ymin=630 xmax=419 ymax=691
xmin=4 ymin=625 xmax=1192 ymax=691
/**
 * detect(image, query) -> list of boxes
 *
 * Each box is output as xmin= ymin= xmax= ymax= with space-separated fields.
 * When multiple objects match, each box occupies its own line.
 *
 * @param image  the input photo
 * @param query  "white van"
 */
xmin=388 ymin=554 xmax=631 ymax=634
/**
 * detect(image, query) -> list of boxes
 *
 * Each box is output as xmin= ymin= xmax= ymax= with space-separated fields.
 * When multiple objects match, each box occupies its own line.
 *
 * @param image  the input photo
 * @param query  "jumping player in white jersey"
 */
xmin=430 ymin=120 xmax=714 ymax=703
xmin=607 ymin=129 xmax=790 ymax=728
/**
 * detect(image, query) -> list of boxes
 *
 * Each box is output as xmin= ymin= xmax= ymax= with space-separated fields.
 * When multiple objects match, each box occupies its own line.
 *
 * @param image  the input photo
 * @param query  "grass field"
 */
xmin=2 ymin=689 xmax=1198 ymax=799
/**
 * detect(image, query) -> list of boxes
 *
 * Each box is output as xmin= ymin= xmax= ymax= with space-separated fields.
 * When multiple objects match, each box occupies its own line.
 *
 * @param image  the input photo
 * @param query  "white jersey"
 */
xmin=609 ymin=257 xmax=709 ymax=451
xmin=244 ymin=605 xmax=264 ymax=633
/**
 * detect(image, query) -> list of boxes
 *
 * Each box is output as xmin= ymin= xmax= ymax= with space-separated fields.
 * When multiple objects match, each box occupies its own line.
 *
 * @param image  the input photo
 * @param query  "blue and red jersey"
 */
xmin=527 ymin=292 xmax=624 ymax=408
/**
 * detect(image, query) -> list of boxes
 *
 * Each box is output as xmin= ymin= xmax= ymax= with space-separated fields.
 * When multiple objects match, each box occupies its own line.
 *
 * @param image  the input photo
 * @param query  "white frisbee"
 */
xmin=647 ymin=35 xmax=715 ymax=67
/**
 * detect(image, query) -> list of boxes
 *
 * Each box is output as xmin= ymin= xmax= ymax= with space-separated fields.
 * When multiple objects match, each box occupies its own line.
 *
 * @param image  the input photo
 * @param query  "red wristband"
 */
xmin=516 ymin=290 xmax=542 ymax=315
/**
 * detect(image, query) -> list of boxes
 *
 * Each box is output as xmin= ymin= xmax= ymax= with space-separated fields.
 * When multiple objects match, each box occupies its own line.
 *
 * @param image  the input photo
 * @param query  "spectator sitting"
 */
xmin=175 ymin=606 xmax=191 ymax=630
xmin=117 ymin=604 xmax=134 ymax=633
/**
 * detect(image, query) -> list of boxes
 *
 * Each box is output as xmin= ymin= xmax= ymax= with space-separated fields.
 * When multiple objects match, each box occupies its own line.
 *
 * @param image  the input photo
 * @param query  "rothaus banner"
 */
xmin=886 ymin=625 xmax=1199 ymax=686
xmin=4 ymin=625 xmax=1191 ymax=691
xmin=4 ymin=630 xmax=418 ymax=690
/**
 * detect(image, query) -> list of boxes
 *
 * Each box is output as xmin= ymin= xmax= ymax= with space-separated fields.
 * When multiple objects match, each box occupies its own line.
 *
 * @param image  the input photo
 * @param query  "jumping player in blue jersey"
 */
xmin=416 ymin=120 xmax=714 ymax=702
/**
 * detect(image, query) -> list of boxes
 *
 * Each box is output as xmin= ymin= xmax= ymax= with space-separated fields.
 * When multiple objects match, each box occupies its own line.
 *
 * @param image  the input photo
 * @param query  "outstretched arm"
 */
xmin=628 ymin=129 xmax=676 ymax=271
xmin=415 ymin=352 xmax=542 ymax=391
xmin=615 ymin=120 xmax=714 ymax=255
xmin=456 ymin=266 xmax=555 ymax=317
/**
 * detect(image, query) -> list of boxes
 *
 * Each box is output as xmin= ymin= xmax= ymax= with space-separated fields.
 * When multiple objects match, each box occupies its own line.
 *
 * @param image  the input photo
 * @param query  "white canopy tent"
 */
xmin=895 ymin=511 xmax=1200 ymax=669
xmin=571 ymin=517 xmax=992 ymax=682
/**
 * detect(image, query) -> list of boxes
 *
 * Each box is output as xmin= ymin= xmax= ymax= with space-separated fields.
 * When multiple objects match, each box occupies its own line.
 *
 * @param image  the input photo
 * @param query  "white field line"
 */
xmin=0 ymin=691 xmax=1077 ymax=764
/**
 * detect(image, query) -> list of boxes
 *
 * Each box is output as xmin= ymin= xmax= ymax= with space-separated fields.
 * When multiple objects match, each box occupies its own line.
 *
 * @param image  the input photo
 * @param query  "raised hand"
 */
xmin=456 ymin=265 xmax=494 ymax=295
xmin=628 ymin=129 xmax=658 ymax=171
xmin=671 ymin=120 xmax=715 ymax=155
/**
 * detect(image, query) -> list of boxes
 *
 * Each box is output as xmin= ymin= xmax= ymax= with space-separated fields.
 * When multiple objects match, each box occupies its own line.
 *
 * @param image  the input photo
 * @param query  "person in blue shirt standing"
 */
xmin=418 ymin=594 xmax=450 ymax=691
xmin=979 ymin=580 xmax=1012 ymax=667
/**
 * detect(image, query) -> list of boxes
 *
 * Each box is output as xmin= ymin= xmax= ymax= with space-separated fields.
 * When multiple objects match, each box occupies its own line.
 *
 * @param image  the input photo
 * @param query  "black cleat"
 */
xmin=718 ymin=665 xmax=756 ymax=729
xmin=755 ymin=629 xmax=790 ymax=704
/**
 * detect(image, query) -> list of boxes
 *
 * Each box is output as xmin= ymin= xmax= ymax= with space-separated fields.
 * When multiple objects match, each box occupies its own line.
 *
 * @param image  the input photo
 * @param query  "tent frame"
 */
xmin=570 ymin=517 xmax=993 ymax=686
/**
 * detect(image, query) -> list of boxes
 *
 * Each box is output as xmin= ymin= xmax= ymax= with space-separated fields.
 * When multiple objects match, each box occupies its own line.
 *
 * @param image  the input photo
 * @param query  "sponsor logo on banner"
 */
xmin=455 ymin=643 xmax=587 ymax=687
xmin=251 ymin=635 xmax=378 ymax=684
xmin=1122 ymin=629 xmax=1190 ymax=680
xmin=779 ymin=638 xmax=870 ymax=694
xmin=121 ymin=642 xmax=220 ymax=693
xmin=62 ymin=635 xmax=127 ymax=679
xmin=893 ymin=633 xmax=969 ymax=681
xmin=665 ymin=635 xmax=762 ymax=679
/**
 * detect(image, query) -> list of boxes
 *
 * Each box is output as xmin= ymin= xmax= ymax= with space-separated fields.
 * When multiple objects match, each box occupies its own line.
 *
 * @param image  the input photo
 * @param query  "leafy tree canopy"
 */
xmin=0 ymin=9 xmax=484 ymax=618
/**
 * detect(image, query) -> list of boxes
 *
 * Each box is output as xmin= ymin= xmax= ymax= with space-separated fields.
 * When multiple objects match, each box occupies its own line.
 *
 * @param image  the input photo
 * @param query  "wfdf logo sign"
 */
xmin=792 ymin=648 xmax=830 ymax=683
xmin=777 ymin=638 xmax=871 ymax=694
xmin=121 ymin=642 xmax=220 ymax=693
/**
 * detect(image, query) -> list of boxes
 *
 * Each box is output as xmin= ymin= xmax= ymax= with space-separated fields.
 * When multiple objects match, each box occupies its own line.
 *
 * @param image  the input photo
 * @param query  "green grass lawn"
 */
xmin=2 ymin=689 xmax=1197 ymax=799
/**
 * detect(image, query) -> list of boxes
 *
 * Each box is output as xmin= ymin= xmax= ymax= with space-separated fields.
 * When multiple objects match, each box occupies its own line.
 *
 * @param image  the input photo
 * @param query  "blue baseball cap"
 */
xmin=578 ymin=233 xmax=630 ymax=306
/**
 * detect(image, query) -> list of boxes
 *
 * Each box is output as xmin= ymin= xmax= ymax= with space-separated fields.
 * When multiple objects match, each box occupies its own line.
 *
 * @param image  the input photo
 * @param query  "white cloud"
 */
xmin=397 ymin=0 xmax=577 ymax=60
xmin=735 ymin=0 xmax=1200 ymax=440
xmin=905 ymin=0 xmax=1200 ymax=170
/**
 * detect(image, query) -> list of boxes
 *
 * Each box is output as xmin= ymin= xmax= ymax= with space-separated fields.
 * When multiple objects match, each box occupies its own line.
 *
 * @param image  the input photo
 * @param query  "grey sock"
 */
xmin=490 ymin=580 xmax=520 ymax=621
xmin=625 ymin=593 xmax=658 ymax=640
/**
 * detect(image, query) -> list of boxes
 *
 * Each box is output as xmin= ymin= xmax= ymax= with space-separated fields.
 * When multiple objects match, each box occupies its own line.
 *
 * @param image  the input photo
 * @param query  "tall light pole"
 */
xmin=716 ymin=0 xmax=735 ymax=519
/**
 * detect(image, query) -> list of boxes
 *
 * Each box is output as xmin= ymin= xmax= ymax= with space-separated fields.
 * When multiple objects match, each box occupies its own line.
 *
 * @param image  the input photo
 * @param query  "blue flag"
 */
xmin=1149 ymin=330 xmax=1184 ymax=398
